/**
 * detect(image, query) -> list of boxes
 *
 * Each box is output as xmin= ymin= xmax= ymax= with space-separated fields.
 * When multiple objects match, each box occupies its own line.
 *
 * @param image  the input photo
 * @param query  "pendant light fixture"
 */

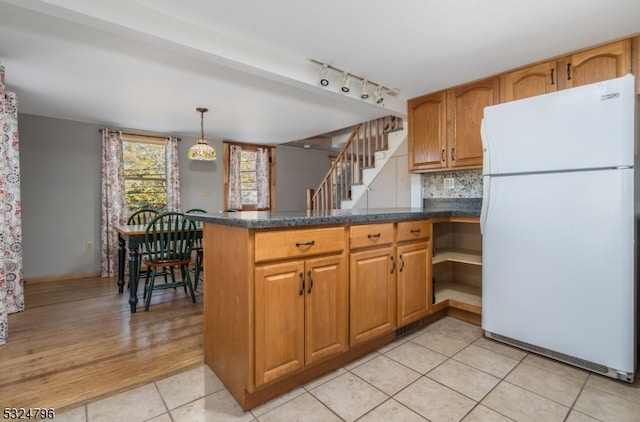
xmin=188 ymin=107 xmax=217 ymax=161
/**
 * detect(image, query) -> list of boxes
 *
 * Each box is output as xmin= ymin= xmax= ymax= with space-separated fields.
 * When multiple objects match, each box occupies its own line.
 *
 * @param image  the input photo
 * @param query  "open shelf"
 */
xmin=432 ymin=248 xmax=482 ymax=265
xmin=433 ymin=280 xmax=482 ymax=308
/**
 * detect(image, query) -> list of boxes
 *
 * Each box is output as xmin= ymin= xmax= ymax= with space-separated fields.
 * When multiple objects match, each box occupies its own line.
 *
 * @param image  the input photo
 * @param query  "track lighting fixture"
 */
xmin=341 ymin=72 xmax=350 ymax=93
xmin=360 ymin=79 xmax=369 ymax=99
xmin=374 ymin=85 xmax=384 ymax=104
xmin=320 ymin=64 xmax=329 ymax=86
xmin=311 ymin=59 xmax=399 ymax=105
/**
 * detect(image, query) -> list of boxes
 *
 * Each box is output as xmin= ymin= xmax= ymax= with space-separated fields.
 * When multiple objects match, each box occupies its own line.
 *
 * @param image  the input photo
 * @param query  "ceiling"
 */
xmin=1 ymin=0 xmax=639 ymax=146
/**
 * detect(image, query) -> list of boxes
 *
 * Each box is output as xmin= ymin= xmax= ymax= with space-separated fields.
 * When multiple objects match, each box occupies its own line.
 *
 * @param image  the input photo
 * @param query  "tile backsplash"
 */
xmin=422 ymin=170 xmax=482 ymax=198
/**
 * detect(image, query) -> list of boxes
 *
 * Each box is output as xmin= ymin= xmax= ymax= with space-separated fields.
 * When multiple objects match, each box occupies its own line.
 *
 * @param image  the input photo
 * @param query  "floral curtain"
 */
xmin=228 ymin=144 xmax=242 ymax=210
xmin=100 ymin=130 xmax=126 ymax=277
xmin=0 ymin=64 xmax=24 ymax=345
xmin=165 ymin=136 xmax=180 ymax=211
xmin=256 ymin=147 xmax=270 ymax=209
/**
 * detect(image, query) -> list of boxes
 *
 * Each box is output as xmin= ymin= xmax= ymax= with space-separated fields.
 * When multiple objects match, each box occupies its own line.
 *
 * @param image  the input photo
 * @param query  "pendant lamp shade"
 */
xmin=188 ymin=107 xmax=217 ymax=161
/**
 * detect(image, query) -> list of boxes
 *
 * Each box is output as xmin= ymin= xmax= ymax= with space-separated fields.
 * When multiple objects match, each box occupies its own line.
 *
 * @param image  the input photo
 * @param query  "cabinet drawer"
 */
xmin=349 ymin=223 xmax=394 ymax=250
xmin=255 ymin=227 xmax=345 ymax=262
xmin=397 ymin=220 xmax=430 ymax=243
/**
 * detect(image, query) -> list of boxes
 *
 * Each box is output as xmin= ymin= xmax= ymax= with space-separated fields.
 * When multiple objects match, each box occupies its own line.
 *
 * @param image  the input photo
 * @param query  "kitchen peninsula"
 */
xmin=187 ymin=199 xmax=481 ymax=410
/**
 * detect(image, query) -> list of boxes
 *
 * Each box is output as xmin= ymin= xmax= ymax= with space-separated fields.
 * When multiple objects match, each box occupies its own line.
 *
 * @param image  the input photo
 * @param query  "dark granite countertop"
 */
xmin=185 ymin=198 xmax=481 ymax=229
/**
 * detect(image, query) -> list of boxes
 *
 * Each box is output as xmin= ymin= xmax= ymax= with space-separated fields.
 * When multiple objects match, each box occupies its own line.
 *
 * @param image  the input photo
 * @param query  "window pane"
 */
xmin=122 ymin=141 xmax=167 ymax=212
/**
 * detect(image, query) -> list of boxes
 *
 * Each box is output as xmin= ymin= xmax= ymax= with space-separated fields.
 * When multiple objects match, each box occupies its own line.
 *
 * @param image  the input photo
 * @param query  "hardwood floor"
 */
xmin=0 ymin=276 xmax=204 ymax=412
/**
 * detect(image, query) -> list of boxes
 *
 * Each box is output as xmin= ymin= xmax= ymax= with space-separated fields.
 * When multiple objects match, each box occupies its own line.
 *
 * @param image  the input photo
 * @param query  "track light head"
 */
xmin=360 ymin=79 xmax=369 ymax=99
xmin=374 ymin=85 xmax=384 ymax=104
xmin=341 ymin=72 xmax=351 ymax=93
xmin=320 ymin=64 xmax=330 ymax=86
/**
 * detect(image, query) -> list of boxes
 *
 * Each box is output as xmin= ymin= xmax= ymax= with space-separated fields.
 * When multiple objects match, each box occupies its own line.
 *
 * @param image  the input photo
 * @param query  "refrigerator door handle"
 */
xmin=480 ymin=176 xmax=489 ymax=235
xmin=480 ymin=118 xmax=490 ymax=235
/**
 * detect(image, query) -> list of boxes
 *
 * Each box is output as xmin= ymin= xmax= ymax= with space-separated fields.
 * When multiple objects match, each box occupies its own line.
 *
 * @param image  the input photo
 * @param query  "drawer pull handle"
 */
xmin=298 ymin=272 xmax=305 ymax=296
xmin=410 ymin=229 xmax=421 ymax=234
xmin=295 ymin=240 xmax=315 ymax=247
xmin=367 ymin=233 xmax=381 ymax=239
xmin=307 ymin=270 xmax=314 ymax=294
xmin=399 ymin=255 xmax=405 ymax=272
xmin=390 ymin=255 xmax=395 ymax=274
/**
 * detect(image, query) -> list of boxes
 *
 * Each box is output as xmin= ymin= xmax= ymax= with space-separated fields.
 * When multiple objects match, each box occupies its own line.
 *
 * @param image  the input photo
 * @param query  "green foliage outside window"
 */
xmin=123 ymin=141 xmax=167 ymax=213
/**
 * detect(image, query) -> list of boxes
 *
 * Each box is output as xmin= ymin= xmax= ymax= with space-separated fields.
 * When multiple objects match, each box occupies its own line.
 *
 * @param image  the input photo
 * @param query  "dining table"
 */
xmin=115 ymin=223 xmax=203 ymax=313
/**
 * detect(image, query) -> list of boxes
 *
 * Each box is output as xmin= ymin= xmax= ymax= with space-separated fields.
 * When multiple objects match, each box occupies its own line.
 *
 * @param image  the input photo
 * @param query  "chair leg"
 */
xmin=194 ymin=253 xmax=203 ymax=291
xmin=183 ymin=265 xmax=197 ymax=303
xmin=144 ymin=267 xmax=157 ymax=312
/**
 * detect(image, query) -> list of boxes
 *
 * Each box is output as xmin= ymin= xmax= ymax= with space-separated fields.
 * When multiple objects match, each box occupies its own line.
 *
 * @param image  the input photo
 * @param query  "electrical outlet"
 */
xmin=85 ymin=241 xmax=93 ymax=252
xmin=202 ymin=188 xmax=210 ymax=197
xmin=444 ymin=178 xmax=455 ymax=189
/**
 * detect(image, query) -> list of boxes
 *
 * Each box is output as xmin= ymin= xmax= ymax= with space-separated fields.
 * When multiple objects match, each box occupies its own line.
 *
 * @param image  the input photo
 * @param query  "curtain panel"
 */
xmin=165 ymin=136 xmax=180 ymax=211
xmin=228 ymin=144 xmax=242 ymax=210
xmin=100 ymin=130 xmax=126 ymax=278
xmin=256 ymin=147 xmax=270 ymax=209
xmin=0 ymin=64 xmax=25 ymax=345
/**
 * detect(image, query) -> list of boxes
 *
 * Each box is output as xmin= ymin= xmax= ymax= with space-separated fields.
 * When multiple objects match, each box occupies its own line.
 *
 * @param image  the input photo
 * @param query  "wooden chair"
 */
xmin=127 ymin=209 xmax=173 ymax=285
xmin=185 ymin=208 xmax=207 ymax=290
xmin=142 ymin=212 xmax=197 ymax=311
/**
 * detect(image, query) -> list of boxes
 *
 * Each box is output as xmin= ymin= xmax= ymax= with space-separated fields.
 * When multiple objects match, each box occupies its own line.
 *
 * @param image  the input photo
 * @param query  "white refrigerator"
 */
xmin=480 ymin=74 xmax=637 ymax=382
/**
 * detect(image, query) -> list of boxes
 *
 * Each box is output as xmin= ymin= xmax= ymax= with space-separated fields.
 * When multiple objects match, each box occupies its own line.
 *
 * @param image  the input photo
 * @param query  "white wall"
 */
xmin=275 ymin=145 xmax=333 ymax=211
xmin=353 ymin=138 xmax=411 ymax=208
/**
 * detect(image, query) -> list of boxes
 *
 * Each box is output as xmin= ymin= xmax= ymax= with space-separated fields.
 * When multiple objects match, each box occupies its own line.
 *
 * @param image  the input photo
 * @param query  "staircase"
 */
xmin=307 ymin=116 xmax=405 ymax=211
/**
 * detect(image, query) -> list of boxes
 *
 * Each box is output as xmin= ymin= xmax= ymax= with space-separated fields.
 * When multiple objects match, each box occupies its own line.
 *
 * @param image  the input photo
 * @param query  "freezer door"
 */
xmin=483 ymin=75 xmax=635 ymax=175
xmin=482 ymin=168 xmax=635 ymax=373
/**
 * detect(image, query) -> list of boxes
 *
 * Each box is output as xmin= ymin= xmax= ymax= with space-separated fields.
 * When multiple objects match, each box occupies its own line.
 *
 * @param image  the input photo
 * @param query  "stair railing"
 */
xmin=307 ymin=116 xmax=402 ymax=211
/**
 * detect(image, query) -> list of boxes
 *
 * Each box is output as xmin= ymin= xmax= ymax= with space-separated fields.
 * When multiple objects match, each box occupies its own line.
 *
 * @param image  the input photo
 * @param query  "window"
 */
xmin=223 ymin=141 xmax=275 ymax=211
xmin=122 ymin=136 xmax=167 ymax=213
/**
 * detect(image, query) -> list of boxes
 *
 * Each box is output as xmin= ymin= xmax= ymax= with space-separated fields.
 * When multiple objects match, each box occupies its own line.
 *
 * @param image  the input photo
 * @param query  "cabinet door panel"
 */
xmin=408 ymin=91 xmax=447 ymax=171
xmin=448 ymin=77 xmax=499 ymax=169
xmin=503 ymin=61 xmax=557 ymax=102
xmin=305 ymin=255 xmax=348 ymax=364
xmin=397 ymin=242 xmax=431 ymax=326
xmin=255 ymin=261 xmax=305 ymax=387
xmin=350 ymin=247 xmax=396 ymax=346
xmin=565 ymin=40 xmax=631 ymax=89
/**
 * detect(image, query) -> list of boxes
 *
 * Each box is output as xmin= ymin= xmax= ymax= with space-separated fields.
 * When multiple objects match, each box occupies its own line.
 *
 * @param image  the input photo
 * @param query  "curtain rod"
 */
xmin=98 ymin=128 xmax=181 ymax=142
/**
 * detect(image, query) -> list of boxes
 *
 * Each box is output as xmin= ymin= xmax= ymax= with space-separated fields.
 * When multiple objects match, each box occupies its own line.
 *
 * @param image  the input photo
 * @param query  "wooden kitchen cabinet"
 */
xmin=431 ymin=217 xmax=482 ymax=323
xmin=502 ymin=61 xmax=558 ymax=102
xmin=349 ymin=223 xmax=396 ymax=346
xmin=408 ymin=77 xmax=499 ymax=172
xmin=255 ymin=253 xmax=348 ymax=387
xmin=408 ymin=91 xmax=447 ymax=171
xmin=561 ymin=39 xmax=631 ymax=89
xmin=502 ymin=39 xmax=632 ymax=102
xmin=396 ymin=220 xmax=431 ymax=327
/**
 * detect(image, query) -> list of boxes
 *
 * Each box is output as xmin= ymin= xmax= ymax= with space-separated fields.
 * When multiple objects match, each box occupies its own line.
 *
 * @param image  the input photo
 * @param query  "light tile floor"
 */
xmin=55 ymin=317 xmax=640 ymax=422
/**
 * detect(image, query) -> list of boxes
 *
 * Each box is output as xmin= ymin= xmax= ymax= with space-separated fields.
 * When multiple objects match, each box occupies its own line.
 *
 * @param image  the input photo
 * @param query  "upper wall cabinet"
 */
xmin=502 ymin=61 xmax=558 ymax=102
xmin=447 ymin=77 xmax=499 ymax=169
xmin=408 ymin=77 xmax=499 ymax=172
xmin=408 ymin=91 xmax=447 ymax=171
xmin=561 ymin=39 xmax=631 ymax=89
xmin=502 ymin=39 xmax=633 ymax=103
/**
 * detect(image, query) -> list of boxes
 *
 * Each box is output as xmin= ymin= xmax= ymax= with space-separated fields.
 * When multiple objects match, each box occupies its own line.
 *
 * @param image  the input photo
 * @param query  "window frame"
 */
xmin=223 ymin=141 xmax=276 ymax=211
